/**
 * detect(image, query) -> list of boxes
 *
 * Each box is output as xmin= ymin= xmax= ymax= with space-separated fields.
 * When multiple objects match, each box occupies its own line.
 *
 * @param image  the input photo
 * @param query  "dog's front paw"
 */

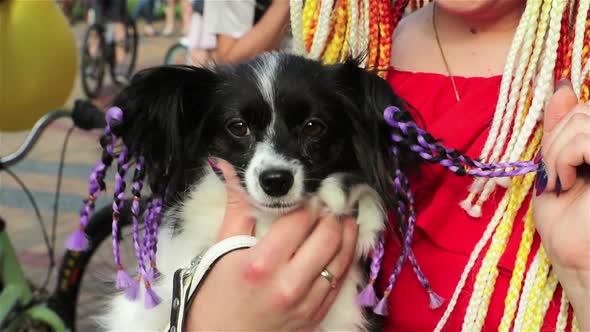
xmin=315 ymin=174 xmax=385 ymax=257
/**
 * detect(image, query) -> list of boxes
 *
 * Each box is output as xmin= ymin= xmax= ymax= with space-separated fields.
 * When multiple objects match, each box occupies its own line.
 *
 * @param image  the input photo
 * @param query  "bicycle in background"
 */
xmin=81 ymin=1 xmax=138 ymax=98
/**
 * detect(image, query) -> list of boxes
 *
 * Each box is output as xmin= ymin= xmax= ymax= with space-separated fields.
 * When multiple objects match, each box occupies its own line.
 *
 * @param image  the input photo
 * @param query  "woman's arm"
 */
xmin=213 ymin=1 xmax=290 ymax=64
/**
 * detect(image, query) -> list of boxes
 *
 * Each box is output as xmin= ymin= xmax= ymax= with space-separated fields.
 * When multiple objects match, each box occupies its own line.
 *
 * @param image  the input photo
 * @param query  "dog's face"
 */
xmin=111 ymin=53 xmax=412 ymax=212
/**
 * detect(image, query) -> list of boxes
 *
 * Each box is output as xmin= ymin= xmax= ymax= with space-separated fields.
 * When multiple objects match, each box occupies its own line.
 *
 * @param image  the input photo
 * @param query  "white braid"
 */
xmin=476 ymin=0 xmax=539 ymax=163
xmin=513 ymin=248 xmax=543 ymax=332
xmin=290 ymin=0 xmax=305 ymax=55
xmin=348 ymin=0 xmax=359 ymax=58
xmin=461 ymin=1 xmax=539 ymax=215
xmin=433 ymin=193 xmax=510 ymax=332
xmin=487 ymin=0 xmax=545 ymax=166
xmin=360 ymin=0 xmax=370 ymax=67
xmin=555 ymin=290 xmax=570 ymax=332
xmin=507 ymin=0 xmax=566 ymax=163
xmin=473 ymin=0 xmax=552 ymax=207
xmin=308 ymin=0 xmax=335 ymax=60
xmin=571 ymin=0 xmax=590 ymax=95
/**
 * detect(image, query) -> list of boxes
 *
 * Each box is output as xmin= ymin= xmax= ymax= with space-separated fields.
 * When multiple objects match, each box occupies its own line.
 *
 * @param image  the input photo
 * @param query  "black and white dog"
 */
xmin=100 ymin=53 xmax=413 ymax=331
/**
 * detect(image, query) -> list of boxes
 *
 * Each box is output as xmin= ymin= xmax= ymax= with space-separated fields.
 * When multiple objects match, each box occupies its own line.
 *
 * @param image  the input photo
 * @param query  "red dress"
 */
xmin=378 ymin=69 xmax=571 ymax=331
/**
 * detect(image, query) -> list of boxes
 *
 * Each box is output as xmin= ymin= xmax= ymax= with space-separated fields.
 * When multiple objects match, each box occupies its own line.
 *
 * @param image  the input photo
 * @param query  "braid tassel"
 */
xmin=356 ymin=235 xmax=384 ymax=307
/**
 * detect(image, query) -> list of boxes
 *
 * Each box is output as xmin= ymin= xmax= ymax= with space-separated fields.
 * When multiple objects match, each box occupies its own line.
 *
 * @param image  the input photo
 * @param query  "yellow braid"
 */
xmin=462 ymin=125 xmax=543 ymax=331
xmin=322 ymin=0 xmax=348 ymax=64
xmin=340 ymin=4 xmax=352 ymax=62
xmin=498 ymin=205 xmax=536 ymax=332
xmin=573 ymin=316 xmax=580 ymax=332
xmin=521 ymin=246 xmax=551 ymax=331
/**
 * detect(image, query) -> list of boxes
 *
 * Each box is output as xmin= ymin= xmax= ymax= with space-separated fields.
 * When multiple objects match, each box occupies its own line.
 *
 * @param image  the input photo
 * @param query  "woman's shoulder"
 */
xmin=391 ymin=5 xmax=441 ymax=73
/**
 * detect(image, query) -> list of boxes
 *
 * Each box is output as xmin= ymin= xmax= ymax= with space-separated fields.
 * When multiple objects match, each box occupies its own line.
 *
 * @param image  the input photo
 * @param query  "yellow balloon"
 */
xmin=0 ymin=0 xmax=77 ymax=132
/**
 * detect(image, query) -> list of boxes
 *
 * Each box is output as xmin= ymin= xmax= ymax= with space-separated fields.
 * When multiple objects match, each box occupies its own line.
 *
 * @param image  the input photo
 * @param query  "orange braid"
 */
xmin=376 ymin=0 xmax=393 ymax=77
xmin=556 ymin=1 xmax=572 ymax=81
xmin=582 ymin=75 xmax=590 ymax=103
xmin=367 ymin=0 xmax=380 ymax=71
xmin=581 ymin=16 xmax=590 ymax=68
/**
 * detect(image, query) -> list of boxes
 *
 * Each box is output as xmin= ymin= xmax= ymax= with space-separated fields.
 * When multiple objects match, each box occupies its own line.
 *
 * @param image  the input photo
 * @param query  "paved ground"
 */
xmin=0 ymin=20 xmax=183 ymax=330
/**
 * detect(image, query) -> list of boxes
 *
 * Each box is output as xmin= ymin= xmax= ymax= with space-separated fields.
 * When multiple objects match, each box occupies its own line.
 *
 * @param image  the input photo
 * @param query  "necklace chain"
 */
xmin=432 ymin=3 xmax=461 ymax=102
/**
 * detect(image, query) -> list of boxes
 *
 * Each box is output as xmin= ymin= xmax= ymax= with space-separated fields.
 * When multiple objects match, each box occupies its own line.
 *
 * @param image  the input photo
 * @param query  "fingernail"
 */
xmin=554 ymin=78 xmax=573 ymax=92
xmin=555 ymin=176 xmax=562 ymax=197
xmin=535 ymin=161 xmax=548 ymax=196
xmin=534 ymin=150 xmax=543 ymax=164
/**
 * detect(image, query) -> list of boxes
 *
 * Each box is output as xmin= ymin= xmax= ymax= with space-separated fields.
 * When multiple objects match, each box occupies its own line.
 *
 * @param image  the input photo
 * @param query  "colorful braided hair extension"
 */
xmin=66 ymin=106 xmax=165 ymax=308
xmin=296 ymin=2 xmax=589 ymax=329
xmin=65 ymin=110 xmax=118 ymax=251
xmin=291 ymin=0 xmax=430 ymax=76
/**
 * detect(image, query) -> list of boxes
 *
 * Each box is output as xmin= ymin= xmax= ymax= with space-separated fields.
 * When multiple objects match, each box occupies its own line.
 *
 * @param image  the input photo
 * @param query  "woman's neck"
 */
xmin=434 ymin=2 xmax=526 ymax=42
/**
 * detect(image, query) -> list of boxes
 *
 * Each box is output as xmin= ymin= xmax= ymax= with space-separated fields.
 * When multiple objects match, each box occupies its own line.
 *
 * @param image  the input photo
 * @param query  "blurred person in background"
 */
xmin=133 ymin=0 xmax=156 ymax=37
xmin=162 ymin=0 xmax=192 ymax=36
xmin=182 ymin=0 xmax=217 ymax=66
xmin=90 ymin=0 xmax=128 ymax=80
xmin=203 ymin=0 xmax=289 ymax=64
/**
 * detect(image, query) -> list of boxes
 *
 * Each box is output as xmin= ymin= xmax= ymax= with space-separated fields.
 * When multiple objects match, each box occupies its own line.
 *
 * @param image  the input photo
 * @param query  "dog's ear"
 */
xmin=333 ymin=59 xmax=416 ymax=210
xmin=110 ymin=65 xmax=220 ymax=191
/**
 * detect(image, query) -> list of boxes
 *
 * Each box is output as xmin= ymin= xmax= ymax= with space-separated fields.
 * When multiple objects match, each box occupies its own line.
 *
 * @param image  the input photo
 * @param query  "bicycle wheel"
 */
xmin=80 ymin=24 xmax=106 ymax=99
xmin=110 ymin=16 xmax=139 ymax=85
xmin=164 ymin=42 xmax=190 ymax=65
xmin=48 ymin=200 xmax=144 ymax=331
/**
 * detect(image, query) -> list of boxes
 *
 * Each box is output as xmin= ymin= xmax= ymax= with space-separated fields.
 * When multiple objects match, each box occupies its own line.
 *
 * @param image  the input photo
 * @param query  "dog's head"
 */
xmin=111 ymin=53 xmax=414 ymax=213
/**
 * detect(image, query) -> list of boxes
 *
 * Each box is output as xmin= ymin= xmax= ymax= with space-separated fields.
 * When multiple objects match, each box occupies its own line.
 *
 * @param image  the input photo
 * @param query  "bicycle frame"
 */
xmin=0 ymin=217 xmax=66 ymax=332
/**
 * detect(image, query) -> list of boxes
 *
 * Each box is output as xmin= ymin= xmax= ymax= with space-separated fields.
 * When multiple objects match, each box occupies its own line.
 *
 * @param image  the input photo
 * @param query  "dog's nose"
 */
xmin=259 ymin=169 xmax=294 ymax=197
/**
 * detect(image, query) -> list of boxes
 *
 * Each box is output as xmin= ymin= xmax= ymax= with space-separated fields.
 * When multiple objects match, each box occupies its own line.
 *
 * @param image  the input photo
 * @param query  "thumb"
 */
xmin=544 ymin=78 xmax=579 ymax=134
xmin=208 ymin=158 xmax=256 ymax=240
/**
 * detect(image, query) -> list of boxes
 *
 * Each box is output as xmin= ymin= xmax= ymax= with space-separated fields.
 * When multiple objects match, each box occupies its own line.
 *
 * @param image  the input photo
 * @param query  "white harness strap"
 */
xmin=164 ymin=235 xmax=258 ymax=332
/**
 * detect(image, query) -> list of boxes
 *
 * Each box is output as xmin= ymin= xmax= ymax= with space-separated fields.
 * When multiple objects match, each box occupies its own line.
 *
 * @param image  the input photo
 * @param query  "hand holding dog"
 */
xmin=186 ymin=159 xmax=359 ymax=331
xmin=533 ymin=80 xmax=590 ymax=330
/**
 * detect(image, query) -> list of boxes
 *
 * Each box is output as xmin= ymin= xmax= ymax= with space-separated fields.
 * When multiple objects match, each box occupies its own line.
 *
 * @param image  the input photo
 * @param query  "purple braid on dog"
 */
xmin=146 ymin=196 xmax=163 ymax=279
xmin=126 ymin=156 xmax=147 ymax=300
xmin=356 ymin=234 xmax=384 ymax=307
xmin=373 ymin=168 xmax=415 ymax=316
xmin=384 ymin=106 xmax=538 ymax=177
xmin=66 ymin=110 xmax=120 ymax=251
xmin=399 ymin=172 xmax=444 ymax=309
xmin=112 ymin=147 xmax=133 ymax=290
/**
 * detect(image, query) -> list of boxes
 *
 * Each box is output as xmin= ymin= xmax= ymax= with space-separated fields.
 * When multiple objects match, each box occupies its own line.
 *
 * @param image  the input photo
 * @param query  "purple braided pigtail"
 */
xmin=66 ymin=107 xmax=122 ymax=251
xmin=126 ymin=157 xmax=147 ymax=300
xmin=142 ymin=195 xmax=163 ymax=308
xmin=112 ymin=147 xmax=133 ymax=290
xmin=356 ymin=235 xmax=384 ymax=307
xmin=147 ymin=196 xmax=163 ymax=279
xmin=395 ymin=173 xmax=444 ymax=310
xmin=384 ymin=106 xmax=538 ymax=177
xmin=373 ymin=169 xmax=415 ymax=316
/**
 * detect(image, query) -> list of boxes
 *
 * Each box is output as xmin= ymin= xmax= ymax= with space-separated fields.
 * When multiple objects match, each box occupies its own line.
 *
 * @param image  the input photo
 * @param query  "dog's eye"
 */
xmin=227 ymin=120 xmax=250 ymax=137
xmin=302 ymin=119 xmax=326 ymax=138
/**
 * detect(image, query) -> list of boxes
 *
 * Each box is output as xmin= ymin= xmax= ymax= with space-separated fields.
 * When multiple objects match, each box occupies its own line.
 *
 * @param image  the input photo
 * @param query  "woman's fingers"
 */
xmin=212 ymin=158 xmax=256 ymax=240
xmin=541 ymin=104 xmax=590 ymax=191
xmin=553 ymin=133 xmax=590 ymax=191
xmin=283 ymin=215 xmax=343 ymax=292
xmin=296 ymin=217 xmax=359 ymax=323
xmin=246 ymin=209 xmax=319 ymax=278
xmin=543 ymin=79 xmax=579 ymax=134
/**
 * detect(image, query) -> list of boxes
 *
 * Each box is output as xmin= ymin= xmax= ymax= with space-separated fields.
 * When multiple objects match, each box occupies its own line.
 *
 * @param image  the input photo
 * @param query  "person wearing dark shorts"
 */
xmin=92 ymin=0 xmax=129 ymax=81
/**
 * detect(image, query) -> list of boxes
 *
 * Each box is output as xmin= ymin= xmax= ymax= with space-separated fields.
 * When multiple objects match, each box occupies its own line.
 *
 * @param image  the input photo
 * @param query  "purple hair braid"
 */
xmin=126 ymin=157 xmax=147 ymax=300
xmin=112 ymin=147 xmax=133 ymax=290
xmin=147 ymin=196 xmax=163 ymax=280
xmin=356 ymin=235 xmax=385 ymax=307
xmin=384 ymin=106 xmax=539 ymax=177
